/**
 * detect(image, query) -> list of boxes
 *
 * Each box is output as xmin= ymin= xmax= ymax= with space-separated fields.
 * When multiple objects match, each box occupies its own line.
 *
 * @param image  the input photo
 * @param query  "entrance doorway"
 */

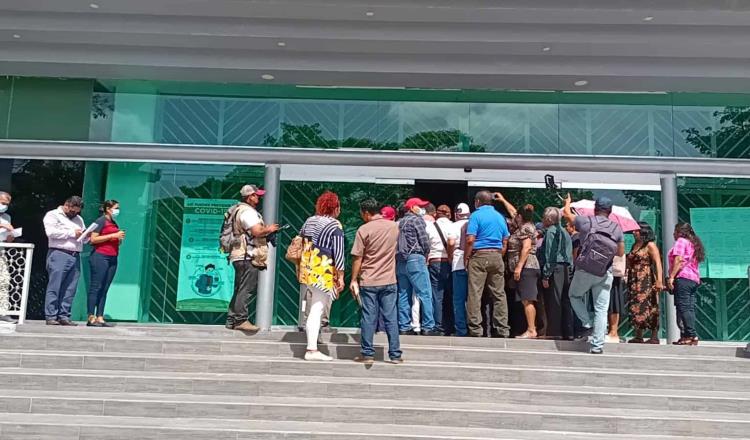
xmin=414 ymin=180 xmax=469 ymax=214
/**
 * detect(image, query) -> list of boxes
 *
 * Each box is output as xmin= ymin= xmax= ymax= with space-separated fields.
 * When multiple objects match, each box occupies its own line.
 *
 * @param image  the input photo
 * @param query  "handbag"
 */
xmin=285 ymin=235 xmax=303 ymax=263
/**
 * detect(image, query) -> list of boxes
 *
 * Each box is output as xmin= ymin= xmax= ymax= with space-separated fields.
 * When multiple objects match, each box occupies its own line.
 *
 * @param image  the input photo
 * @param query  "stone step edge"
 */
xmin=1 ymin=390 xmax=748 ymax=422
xmin=4 ymin=333 xmax=747 ymax=362
xmin=3 ymin=368 xmax=749 ymax=401
xmin=4 ymin=349 xmax=750 ymax=379
xmin=0 ymin=413 xmax=739 ymax=440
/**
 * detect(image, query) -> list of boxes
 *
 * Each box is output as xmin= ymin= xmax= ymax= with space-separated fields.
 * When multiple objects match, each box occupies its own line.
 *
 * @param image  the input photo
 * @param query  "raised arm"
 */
xmin=494 ymin=192 xmax=517 ymax=219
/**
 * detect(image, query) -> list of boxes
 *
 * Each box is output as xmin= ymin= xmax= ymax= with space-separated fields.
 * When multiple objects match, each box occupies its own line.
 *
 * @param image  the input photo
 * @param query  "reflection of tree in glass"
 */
xmin=91 ymin=93 xmax=114 ymax=120
xmin=263 ymin=123 xmax=486 ymax=151
xmin=684 ymin=107 xmax=750 ymax=158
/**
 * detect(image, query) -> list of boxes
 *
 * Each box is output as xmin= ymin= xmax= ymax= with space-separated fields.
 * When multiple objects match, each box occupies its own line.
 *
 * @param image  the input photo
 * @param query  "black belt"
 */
xmin=51 ymin=248 xmax=79 ymax=256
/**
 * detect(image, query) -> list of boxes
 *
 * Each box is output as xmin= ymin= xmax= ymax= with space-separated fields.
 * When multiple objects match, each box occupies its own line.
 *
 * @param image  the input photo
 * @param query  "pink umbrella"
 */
xmin=570 ymin=200 xmax=641 ymax=232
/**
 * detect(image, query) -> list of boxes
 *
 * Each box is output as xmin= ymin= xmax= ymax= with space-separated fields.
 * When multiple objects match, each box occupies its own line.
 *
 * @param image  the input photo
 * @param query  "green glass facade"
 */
xmin=1 ymin=76 xmax=749 ymax=341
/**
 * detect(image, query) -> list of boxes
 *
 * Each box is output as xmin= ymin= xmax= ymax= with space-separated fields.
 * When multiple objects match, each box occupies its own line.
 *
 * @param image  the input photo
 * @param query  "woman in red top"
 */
xmin=87 ymin=200 xmax=125 ymax=327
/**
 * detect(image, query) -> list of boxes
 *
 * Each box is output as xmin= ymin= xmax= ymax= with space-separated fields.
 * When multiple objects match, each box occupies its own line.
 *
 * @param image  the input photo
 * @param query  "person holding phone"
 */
xmin=87 ymin=199 xmax=124 ymax=327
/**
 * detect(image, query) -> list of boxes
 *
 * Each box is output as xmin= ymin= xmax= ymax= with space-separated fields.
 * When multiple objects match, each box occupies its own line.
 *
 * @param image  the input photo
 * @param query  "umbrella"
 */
xmin=570 ymin=200 xmax=641 ymax=232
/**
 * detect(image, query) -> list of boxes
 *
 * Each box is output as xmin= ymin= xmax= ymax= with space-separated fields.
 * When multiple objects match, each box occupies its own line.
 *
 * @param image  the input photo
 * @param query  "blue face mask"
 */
xmin=111 ymin=209 xmax=120 ymax=218
xmin=0 ymin=204 xmax=7 ymax=214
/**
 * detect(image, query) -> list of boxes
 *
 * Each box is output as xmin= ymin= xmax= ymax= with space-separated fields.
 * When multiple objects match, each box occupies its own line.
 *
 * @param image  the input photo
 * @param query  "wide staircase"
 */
xmin=0 ymin=322 xmax=749 ymax=440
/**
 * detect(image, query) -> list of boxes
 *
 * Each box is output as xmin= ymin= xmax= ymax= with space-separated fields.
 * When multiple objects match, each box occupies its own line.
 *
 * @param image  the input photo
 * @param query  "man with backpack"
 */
xmin=221 ymin=184 xmax=279 ymax=332
xmin=563 ymin=195 xmax=625 ymax=354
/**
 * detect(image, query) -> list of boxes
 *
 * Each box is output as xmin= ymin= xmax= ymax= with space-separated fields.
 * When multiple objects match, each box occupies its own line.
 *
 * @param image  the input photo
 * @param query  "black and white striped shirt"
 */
xmin=300 ymin=215 xmax=345 ymax=271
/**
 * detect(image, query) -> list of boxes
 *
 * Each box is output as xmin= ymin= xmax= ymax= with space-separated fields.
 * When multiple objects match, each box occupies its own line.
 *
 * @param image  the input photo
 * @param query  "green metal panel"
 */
xmin=678 ymin=177 xmax=750 ymax=342
xmin=275 ymin=181 xmax=413 ymax=327
xmin=141 ymin=163 xmax=265 ymax=324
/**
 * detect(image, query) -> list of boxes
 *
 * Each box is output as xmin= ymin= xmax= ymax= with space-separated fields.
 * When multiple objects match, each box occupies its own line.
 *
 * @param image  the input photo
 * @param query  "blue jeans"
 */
xmin=44 ymin=249 xmax=81 ymax=320
xmin=360 ymin=284 xmax=402 ymax=360
xmin=428 ymin=261 xmax=451 ymax=332
xmin=397 ymin=254 xmax=435 ymax=332
xmin=674 ymin=278 xmax=699 ymax=338
xmin=452 ymin=269 xmax=468 ymax=336
xmin=569 ymin=268 xmax=613 ymax=351
xmin=88 ymin=252 xmax=118 ymax=317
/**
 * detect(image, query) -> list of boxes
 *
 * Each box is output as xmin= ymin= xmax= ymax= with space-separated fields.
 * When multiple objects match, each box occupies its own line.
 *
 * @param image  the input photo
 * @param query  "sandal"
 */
xmin=628 ymin=337 xmax=645 ymax=344
xmin=646 ymin=337 xmax=660 ymax=345
xmin=516 ymin=331 xmax=537 ymax=339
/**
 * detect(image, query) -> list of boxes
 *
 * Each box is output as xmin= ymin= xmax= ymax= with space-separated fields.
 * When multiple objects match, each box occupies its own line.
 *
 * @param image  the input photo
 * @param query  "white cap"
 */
xmin=455 ymin=203 xmax=470 ymax=218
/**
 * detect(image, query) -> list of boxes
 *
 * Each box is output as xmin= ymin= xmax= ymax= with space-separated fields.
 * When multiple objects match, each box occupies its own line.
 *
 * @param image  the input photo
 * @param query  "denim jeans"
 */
xmin=87 ymin=252 xmax=118 ymax=317
xmin=360 ymin=284 xmax=402 ymax=360
xmin=569 ymin=268 xmax=613 ymax=351
xmin=44 ymin=249 xmax=81 ymax=320
xmin=674 ymin=278 xmax=699 ymax=338
xmin=452 ymin=269 xmax=468 ymax=336
xmin=428 ymin=261 xmax=451 ymax=332
xmin=397 ymin=254 xmax=435 ymax=332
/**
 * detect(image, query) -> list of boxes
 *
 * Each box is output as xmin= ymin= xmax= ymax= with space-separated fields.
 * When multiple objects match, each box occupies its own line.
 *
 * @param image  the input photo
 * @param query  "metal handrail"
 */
xmin=0 ymin=242 xmax=35 ymax=325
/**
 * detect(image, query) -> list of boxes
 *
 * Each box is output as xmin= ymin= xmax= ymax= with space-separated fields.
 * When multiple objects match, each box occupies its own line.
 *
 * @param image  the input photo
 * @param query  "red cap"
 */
xmin=404 ymin=197 xmax=430 ymax=210
xmin=380 ymin=206 xmax=396 ymax=221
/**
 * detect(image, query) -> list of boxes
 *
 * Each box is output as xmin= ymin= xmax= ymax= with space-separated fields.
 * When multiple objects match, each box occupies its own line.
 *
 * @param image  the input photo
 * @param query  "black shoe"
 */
xmin=422 ymin=329 xmax=443 ymax=337
xmin=98 ymin=321 xmax=115 ymax=328
xmin=0 ymin=315 xmax=18 ymax=324
xmin=225 ymin=322 xmax=235 ymax=330
xmin=490 ymin=331 xmax=509 ymax=338
xmin=58 ymin=319 xmax=78 ymax=327
xmin=45 ymin=319 xmax=60 ymax=326
xmin=87 ymin=321 xmax=103 ymax=327
xmin=575 ymin=328 xmax=593 ymax=341
xmin=399 ymin=330 xmax=418 ymax=336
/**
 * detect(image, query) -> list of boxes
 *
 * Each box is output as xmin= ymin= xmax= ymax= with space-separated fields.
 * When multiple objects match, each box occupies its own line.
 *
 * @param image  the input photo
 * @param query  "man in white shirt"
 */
xmin=447 ymin=203 xmax=470 ymax=336
xmin=43 ymin=196 xmax=86 ymax=326
xmin=425 ymin=204 xmax=454 ymax=334
xmin=226 ymin=184 xmax=279 ymax=332
xmin=0 ymin=191 xmax=17 ymax=323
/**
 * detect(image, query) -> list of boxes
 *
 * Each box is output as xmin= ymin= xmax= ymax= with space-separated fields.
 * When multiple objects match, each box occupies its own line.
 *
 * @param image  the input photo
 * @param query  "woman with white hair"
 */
xmin=540 ymin=206 xmax=574 ymax=340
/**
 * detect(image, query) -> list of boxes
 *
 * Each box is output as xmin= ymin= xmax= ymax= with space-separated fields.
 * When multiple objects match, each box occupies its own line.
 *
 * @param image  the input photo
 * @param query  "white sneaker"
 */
xmin=605 ymin=335 xmax=621 ymax=344
xmin=304 ymin=351 xmax=333 ymax=361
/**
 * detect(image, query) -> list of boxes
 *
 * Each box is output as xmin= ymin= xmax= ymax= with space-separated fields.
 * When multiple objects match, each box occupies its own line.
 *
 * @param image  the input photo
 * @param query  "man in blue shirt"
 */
xmin=464 ymin=190 xmax=511 ymax=337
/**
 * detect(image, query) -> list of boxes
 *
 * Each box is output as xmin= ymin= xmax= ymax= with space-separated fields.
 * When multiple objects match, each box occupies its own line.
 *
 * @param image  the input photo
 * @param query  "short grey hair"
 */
xmin=543 ymin=207 xmax=561 ymax=225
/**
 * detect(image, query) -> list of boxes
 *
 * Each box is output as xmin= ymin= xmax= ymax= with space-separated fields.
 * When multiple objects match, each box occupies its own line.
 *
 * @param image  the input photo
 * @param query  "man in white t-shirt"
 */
xmin=0 ymin=191 xmax=17 ymax=323
xmin=447 ymin=203 xmax=470 ymax=336
xmin=425 ymin=204 xmax=454 ymax=334
xmin=226 ymin=184 xmax=279 ymax=332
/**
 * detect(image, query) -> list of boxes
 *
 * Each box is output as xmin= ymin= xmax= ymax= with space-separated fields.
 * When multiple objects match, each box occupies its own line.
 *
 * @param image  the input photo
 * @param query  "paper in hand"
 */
xmin=11 ymin=228 xmax=22 ymax=238
xmin=77 ymin=223 xmax=98 ymax=242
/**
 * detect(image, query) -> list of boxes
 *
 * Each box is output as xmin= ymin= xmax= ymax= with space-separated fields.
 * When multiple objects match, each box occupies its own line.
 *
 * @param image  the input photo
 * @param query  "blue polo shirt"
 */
xmin=466 ymin=205 xmax=510 ymax=250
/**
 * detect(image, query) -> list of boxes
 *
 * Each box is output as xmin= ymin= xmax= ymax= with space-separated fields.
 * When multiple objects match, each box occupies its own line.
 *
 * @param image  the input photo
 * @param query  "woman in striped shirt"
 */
xmin=299 ymin=191 xmax=345 ymax=361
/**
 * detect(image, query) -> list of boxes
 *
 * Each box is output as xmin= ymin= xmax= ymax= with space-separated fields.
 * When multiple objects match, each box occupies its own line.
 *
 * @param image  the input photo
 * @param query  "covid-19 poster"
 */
xmin=176 ymin=198 xmax=237 ymax=312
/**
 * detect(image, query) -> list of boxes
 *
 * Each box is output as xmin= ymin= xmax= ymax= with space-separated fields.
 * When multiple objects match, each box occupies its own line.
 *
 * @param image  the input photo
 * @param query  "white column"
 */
xmin=256 ymin=164 xmax=281 ymax=331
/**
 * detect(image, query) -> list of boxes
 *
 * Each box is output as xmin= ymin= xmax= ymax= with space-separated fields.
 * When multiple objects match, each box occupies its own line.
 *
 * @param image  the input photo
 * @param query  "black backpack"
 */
xmin=574 ymin=217 xmax=619 ymax=277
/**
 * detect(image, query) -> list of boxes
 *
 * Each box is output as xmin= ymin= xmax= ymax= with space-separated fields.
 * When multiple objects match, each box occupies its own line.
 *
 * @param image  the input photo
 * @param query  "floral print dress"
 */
xmin=627 ymin=245 xmax=659 ymax=330
xmin=298 ymin=216 xmax=345 ymax=298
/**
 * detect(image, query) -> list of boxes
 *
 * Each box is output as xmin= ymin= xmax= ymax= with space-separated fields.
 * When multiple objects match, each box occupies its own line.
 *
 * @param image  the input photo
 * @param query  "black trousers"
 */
xmin=543 ymin=264 xmax=574 ymax=339
xmin=228 ymin=260 xmax=259 ymax=325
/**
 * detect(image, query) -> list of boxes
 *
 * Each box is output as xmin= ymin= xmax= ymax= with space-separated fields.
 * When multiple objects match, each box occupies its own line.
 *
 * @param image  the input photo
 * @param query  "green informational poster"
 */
xmin=176 ymin=198 xmax=237 ymax=312
xmin=690 ymin=207 xmax=750 ymax=279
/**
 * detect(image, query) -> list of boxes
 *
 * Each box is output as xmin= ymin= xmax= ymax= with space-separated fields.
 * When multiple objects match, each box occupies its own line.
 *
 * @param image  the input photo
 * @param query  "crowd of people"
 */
xmin=0 ymin=184 xmax=707 ymax=362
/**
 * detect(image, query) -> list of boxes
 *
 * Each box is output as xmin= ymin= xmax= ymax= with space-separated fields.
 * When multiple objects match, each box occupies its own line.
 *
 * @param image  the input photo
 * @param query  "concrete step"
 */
xmin=16 ymin=322 xmax=750 ymax=358
xmin=2 ymin=349 xmax=750 ymax=392
xmin=0 ymin=390 xmax=748 ymax=438
xmin=2 ymin=368 xmax=749 ymax=415
xmin=2 ymin=333 xmax=748 ymax=375
xmin=0 ymin=412 xmax=743 ymax=440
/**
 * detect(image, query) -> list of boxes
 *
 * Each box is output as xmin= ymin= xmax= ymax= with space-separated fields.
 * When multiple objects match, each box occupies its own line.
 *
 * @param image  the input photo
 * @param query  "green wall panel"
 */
xmin=678 ymin=177 xmax=750 ymax=341
xmin=7 ymin=78 xmax=93 ymax=141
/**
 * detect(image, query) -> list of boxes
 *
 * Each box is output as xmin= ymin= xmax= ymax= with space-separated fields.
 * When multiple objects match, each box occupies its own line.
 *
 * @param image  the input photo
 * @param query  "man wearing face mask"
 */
xmin=396 ymin=198 xmax=440 ymax=336
xmin=43 ymin=196 xmax=86 ymax=326
xmin=0 ymin=191 xmax=18 ymax=323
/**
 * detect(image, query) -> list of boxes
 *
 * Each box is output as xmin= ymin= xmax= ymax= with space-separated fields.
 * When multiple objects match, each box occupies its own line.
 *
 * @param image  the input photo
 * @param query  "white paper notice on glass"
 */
xmin=77 ymin=223 xmax=98 ymax=242
xmin=11 ymin=228 xmax=22 ymax=238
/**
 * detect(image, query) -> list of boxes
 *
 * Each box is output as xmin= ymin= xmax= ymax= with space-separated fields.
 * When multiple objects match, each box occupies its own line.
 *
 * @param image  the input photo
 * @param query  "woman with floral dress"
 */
xmin=299 ymin=191 xmax=345 ymax=361
xmin=627 ymin=222 xmax=663 ymax=344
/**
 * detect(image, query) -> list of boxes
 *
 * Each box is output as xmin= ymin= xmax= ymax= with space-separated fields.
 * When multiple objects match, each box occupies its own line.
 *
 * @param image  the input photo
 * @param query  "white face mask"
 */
xmin=0 ymin=204 xmax=7 ymax=214
xmin=417 ymin=208 xmax=426 ymax=216
xmin=111 ymin=209 xmax=120 ymax=218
